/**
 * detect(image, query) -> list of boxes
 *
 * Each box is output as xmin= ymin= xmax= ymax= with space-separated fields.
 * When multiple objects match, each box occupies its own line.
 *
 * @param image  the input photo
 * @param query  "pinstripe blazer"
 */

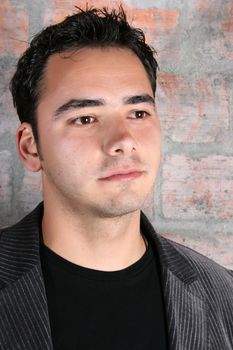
xmin=0 ymin=203 xmax=233 ymax=349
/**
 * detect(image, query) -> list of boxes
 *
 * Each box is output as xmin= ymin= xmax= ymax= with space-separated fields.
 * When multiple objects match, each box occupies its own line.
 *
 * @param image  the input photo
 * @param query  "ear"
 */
xmin=16 ymin=123 xmax=42 ymax=172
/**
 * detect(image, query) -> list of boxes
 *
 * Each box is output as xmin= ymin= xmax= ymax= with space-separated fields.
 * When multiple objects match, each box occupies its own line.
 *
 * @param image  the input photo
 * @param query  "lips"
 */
xmin=99 ymin=169 xmax=144 ymax=181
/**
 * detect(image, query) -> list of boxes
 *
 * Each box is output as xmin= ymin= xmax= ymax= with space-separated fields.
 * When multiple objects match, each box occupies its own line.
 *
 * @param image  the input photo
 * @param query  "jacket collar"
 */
xmin=140 ymin=211 xmax=197 ymax=284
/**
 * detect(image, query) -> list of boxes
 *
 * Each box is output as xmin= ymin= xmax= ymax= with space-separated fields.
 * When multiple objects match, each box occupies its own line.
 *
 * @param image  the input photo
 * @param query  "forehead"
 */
xmin=41 ymin=47 xmax=153 ymax=97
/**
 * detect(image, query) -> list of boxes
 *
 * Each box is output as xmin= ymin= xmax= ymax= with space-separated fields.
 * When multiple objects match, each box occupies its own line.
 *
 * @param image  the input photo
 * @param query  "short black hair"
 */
xmin=10 ymin=6 xmax=158 ymax=141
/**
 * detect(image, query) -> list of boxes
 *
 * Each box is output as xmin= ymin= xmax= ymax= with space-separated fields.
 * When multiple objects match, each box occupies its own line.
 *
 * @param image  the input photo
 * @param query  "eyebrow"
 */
xmin=53 ymin=94 xmax=155 ymax=119
xmin=123 ymin=94 xmax=155 ymax=106
xmin=53 ymin=99 xmax=104 ymax=118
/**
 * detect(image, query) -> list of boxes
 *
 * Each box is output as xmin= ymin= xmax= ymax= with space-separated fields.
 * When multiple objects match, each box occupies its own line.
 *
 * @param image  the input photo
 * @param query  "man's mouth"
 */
xmin=99 ymin=169 xmax=144 ymax=182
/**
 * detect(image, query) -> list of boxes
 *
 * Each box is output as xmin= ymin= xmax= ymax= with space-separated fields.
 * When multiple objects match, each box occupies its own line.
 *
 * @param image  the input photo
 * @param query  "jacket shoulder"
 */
xmin=163 ymin=236 xmax=233 ymax=317
xmin=0 ymin=203 xmax=43 ymax=286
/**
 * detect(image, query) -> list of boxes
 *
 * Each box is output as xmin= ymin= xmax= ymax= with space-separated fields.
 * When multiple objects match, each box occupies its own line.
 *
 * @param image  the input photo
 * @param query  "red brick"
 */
xmin=0 ymin=0 xmax=28 ymax=55
xmin=0 ymin=94 xmax=18 ymax=136
xmin=221 ymin=4 xmax=233 ymax=32
xmin=157 ymin=73 xmax=229 ymax=143
xmin=193 ymin=2 xmax=233 ymax=62
xmin=0 ymin=59 xmax=19 ymax=135
xmin=44 ymin=0 xmax=121 ymax=25
xmin=162 ymin=155 xmax=233 ymax=220
xmin=43 ymin=0 xmax=179 ymax=44
xmin=221 ymin=4 xmax=233 ymax=61
xmin=196 ymin=0 xmax=209 ymax=12
xmin=0 ymin=151 xmax=13 ymax=223
xmin=162 ymin=231 xmax=233 ymax=269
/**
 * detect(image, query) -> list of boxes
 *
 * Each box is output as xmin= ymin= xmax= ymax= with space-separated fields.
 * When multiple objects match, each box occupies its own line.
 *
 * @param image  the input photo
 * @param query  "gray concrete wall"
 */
xmin=0 ymin=0 xmax=233 ymax=268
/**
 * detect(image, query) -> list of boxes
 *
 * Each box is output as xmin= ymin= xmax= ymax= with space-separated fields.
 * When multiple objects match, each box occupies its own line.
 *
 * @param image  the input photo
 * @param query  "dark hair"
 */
xmin=10 ymin=6 xmax=158 ymax=141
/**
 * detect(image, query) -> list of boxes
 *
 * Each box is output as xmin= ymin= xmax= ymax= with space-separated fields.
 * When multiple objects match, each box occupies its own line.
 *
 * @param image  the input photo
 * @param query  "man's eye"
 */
xmin=132 ymin=111 xmax=149 ymax=119
xmin=71 ymin=116 xmax=96 ymax=125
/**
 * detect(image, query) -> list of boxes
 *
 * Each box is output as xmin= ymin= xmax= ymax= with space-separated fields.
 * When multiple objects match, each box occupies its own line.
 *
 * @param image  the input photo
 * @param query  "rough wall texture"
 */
xmin=0 ymin=0 xmax=233 ymax=268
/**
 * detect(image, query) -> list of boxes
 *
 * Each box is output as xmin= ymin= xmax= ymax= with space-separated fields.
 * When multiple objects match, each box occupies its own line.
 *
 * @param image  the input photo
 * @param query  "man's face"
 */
xmin=36 ymin=47 xmax=161 ymax=217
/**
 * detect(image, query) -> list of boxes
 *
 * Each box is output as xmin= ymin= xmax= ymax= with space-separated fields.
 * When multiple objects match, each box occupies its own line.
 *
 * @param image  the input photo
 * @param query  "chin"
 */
xmin=92 ymin=198 xmax=145 ymax=218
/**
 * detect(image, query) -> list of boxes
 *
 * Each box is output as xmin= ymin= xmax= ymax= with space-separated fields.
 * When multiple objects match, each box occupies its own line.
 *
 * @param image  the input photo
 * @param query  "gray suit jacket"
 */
xmin=0 ymin=203 xmax=233 ymax=349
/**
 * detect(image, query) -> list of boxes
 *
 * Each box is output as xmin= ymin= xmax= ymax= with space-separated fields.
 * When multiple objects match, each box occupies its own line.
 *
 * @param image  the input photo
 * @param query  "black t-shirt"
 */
xmin=40 ymin=242 xmax=169 ymax=350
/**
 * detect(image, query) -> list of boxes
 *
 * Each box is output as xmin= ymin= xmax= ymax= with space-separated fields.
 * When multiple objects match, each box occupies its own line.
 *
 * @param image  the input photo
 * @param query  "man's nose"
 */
xmin=101 ymin=121 xmax=137 ymax=157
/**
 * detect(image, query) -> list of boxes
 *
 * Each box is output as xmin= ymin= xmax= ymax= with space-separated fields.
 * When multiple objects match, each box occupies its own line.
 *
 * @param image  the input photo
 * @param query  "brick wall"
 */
xmin=0 ymin=0 xmax=233 ymax=268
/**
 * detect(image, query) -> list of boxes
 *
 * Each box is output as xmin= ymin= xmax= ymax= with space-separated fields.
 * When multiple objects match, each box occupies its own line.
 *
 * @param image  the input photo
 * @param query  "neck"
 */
xmin=41 ymin=200 xmax=146 ymax=271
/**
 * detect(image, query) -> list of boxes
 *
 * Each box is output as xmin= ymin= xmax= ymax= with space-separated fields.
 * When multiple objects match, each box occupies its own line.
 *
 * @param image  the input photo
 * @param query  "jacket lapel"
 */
xmin=141 ymin=212 xmax=208 ymax=350
xmin=0 ymin=265 xmax=53 ymax=349
xmin=162 ymin=266 xmax=208 ymax=350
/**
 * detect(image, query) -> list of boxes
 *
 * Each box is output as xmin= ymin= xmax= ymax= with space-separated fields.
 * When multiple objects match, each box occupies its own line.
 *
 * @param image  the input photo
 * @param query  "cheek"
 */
xmin=54 ymin=135 xmax=101 ymax=173
xmin=141 ymin=128 xmax=161 ymax=174
xmin=139 ymin=125 xmax=161 ymax=152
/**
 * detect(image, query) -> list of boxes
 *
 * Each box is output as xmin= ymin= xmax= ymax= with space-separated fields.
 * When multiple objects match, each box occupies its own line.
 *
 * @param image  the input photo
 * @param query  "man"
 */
xmin=0 ymin=6 xmax=233 ymax=350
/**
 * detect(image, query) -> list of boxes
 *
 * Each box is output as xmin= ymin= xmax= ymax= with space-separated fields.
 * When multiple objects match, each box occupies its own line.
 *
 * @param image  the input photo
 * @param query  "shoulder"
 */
xmin=141 ymin=211 xmax=233 ymax=293
xmin=0 ymin=203 xmax=43 ymax=285
xmin=0 ymin=202 xmax=43 ymax=238
xmin=160 ymin=235 xmax=233 ymax=313
xmin=142 ymin=212 xmax=233 ymax=280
